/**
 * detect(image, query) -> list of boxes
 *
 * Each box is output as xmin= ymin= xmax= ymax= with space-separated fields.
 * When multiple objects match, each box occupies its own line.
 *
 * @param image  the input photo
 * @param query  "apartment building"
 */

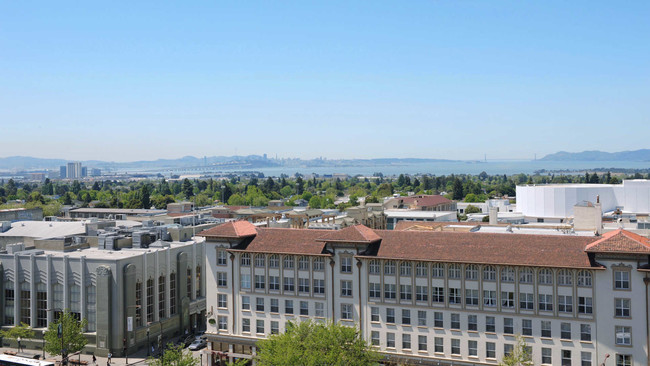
xmin=201 ymin=221 xmax=649 ymax=366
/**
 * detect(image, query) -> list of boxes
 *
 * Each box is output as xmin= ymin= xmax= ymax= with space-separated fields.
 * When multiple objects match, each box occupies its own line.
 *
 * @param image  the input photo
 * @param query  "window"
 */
xmin=562 ymin=350 xmax=572 ymax=366
xmin=561 ymin=322 xmax=571 ymax=340
xmin=486 ymin=316 xmax=496 ymax=332
xmin=270 ymin=298 xmax=279 ymax=313
xmin=341 ymin=304 xmax=352 ymax=320
xmin=519 ymin=268 xmax=534 ymax=283
xmin=402 ymin=334 xmax=411 ymax=350
xmin=614 ymin=270 xmax=630 ymax=290
xmin=300 ymin=301 xmax=309 ymax=316
xmin=451 ymin=313 xmax=460 ymax=330
xmin=418 ymin=310 xmax=427 ymax=326
xmin=402 ymin=309 xmax=411 ymax=325
xmin=369 ymin=260 xmax=380 ymax=274
xmin=434 ymin=337 xmax=444 ymax=353
xmin=4 ymin=281 xmax=14 ymax=325
xmin=384 ymin=260 xmax=396 ymax=275
xmin=418 ymin=335 xmax=427 ymax=351
xmin=256 ymin=297 xmax=264 ymax=312
xmin=270 ymin=321 xmax=279 ymax=334
xmin=298 ymin=278 xmax=310 ymax=293
xmin=169 ymin=273 xmax=177 ymax=316
xmin=218 ymin=316 xmax=228 ymax=331
xmin=579 ymin=296 xmax=593 ymax=314
xmin=615 ymin=298 xmax=631 ymax=317
xmin=504 ymin=344 xmax=514 ymax=357
xmin=416 ymin=285 xmax=428 ymax=302
xmin=539 ymin=294 xmax=553 ymax=311
xmin=256 ymin=319 xmax=264 ymax=334
xmin=298 ymin=256 xmax=309 ymax=270
xmin=580 ymin=324 xmax=591 ymax=341
xmin=400 ymin=261 xmax=412 ymax=276
xmin=465 ymin=264 xmax=478 ymax=280
xmin=504 ymin=318 xmax=514 ymax=334
xmin=315 ymin=302 xmax=324 ymax=317
xmin=501 ymin=267 xmax=515 ymax=282
xmin=384 ymin=283 xmax=396 ymax=299
xmin=615 ymin=326 xmax=631 ymax=345
xmin=242 ymin=296 xmax=250 ymax=310
xmin=285 ymin=300 xmax=294 ymax=314
xmin=283 ymin=256 xmax=294 ymax=269
xmin=217 ymin=249 xmax=228 ymax=265
xmin=465 ymin=289 xmax=479 ymax=306
xmin=483 ymin=265 xmax=496 ymax=281
xmin=520 ymin=292 xmax=534 ymax=310
xmin=448 ymin=287 xmax=461 ymax=304
xmin=578 ymin=270 xmax=592 ymax=287
xmin=581 ymin=352 xmax=592 ymax=366
xmin=386 ymin=308 xmax=395 ymax=323
xmin=283 ymin=277 xmax=294 ymax=292
xmin=486 ymin=342 xmax=496 ymax=358
xmin=240 ymin=274 xmax=251 ymax=289
xmin=448 ymin=264 xmax=461 ymax=279
xmin=432 ymin=263 xmax=444 ymax=277
xmin=269 ymin=276 xmax=280 ymax=291
xmin=501 ymin=291 xmax=515 ymax=308
xmin=539 ymin=269 xmax=553 ymax=285
xmin=542 ymin=348 xmax=552 ymax=364
xmin=522 ymin=319 xmax=532 ymax=336
xmin=313 ymin=279 xmax=325 ymax=294
xmin=468 ymin=314 xmax=477 ymax=331
xmin=558 ymin=295 xmax=573 ymax=313
xmin=616 ymin=355 xmax=632 ymax=366
xmin=134 ymin=281 xmax=142 ymax=326
xmin=434 ymin=312 xmax=443 ymax=327
xmin=416 ymin=262 xmax=428 ymax=277
xmin=558 ymin=269 xmax=572 ymax=286
xmin=18 ymin=282 xmax=30 ymax=325
xmin=483 ymin=290 xmax=496 ymax=307
xmin=340 ymin=257 xmax=352 ymax=273
xmin=432 ymin=287 xmax=444 ymax=303
xmin=36 ymin=283 xmax=47 ymax=328
xmin=242 ymin=318 xmax=250 ymax=332
xmin=541 ymin=320 xmax=552 ymax=338
xmin=240 ymin=253 xmax=251 ymax=266
xmin=255 ymin=254 xmax=265 ymax=268
xmin=468 ymin=340 xmax=477 ymax=356
xmin=217 ymin=272 xmax=227 ymax=287
xmin=313 ymin=257 xmax=324 ymax=271
xmin=269 ymin=254 xmax=279 ymax=268
xmin=255 ymin=275 xmax=265 ymax=290
xmin=146 ymin=278 xmax=154 ymax=322
xmin=156 ymin=278 xmax=166 ymax=317
xmin=387 ymin=333 xmax=395 ymax=348
xmin=400 ymin=284 xmax=412 ymax=301
xmin=371 ymin=307 xmax=379 ymax=322
xmin=187 ymin=268 xmax=192 ymax=299
xmin=451 ymin=338 xmax=460 ymax=355
xmin=217 ymin=294 xmax=227 ymax=308
xmin=341 ymin=281 xmax=352 ymax=296
xmin=86 ymin=285 xmax=96 ymax=332
xmin=371 ymin=331 xmax=380 ymax=346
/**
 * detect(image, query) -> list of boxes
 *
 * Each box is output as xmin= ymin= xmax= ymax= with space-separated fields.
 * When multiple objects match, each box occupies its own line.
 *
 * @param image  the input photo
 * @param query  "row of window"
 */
xmin=217 ymin=272 xmax=327 ymax=295
xmin=218 ymin=251 xmax=327 ymax=271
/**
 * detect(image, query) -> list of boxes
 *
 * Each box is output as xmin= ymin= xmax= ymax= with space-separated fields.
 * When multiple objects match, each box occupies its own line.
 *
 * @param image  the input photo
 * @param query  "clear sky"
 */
xmin=1 ymin=1 xmax=648 ymax=162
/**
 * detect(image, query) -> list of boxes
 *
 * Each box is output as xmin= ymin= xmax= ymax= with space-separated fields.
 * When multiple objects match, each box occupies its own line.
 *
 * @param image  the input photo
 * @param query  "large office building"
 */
xmin=202 ymin=221 xmax=649 ymax=366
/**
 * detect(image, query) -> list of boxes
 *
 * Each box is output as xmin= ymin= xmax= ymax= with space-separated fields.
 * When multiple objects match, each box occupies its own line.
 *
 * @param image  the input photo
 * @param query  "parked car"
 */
xmin=188 ymin=338 xmax=207 ymax=350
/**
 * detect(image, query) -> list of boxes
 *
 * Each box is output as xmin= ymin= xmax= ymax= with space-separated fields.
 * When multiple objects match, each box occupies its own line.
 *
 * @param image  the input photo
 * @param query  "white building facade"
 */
xmin=202 ymin=221 xmax=650 ymax=366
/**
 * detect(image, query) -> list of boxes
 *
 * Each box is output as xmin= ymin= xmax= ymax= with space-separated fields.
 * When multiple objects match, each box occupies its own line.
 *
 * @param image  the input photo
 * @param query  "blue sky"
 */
xmin=1 ymin=1 xmax=648 ymax=161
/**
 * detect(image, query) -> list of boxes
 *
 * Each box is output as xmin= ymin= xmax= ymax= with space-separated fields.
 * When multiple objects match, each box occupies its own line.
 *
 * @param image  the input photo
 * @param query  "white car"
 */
xmin=188 ymin=338 xmax=207 ymax=350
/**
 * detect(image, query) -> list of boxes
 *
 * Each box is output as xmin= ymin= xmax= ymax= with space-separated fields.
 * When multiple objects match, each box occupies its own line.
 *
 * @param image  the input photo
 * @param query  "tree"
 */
xmin=44 ymin=310 xmax=88 ymax=362
xmin=452 ymin=178 xmax=464 ymax=200
xmin=499 ymin=335 xmax=532 ymax=366
xmin=182 ymin=179 xmax=194 ymax=199
xmin=465 ymin=205 xmax=481 ymax=214
xmin=148 ymin=343 xmax=198 ymax=366
xmin=140 ymin=184 xmax=151 ymax=209
xmin=0 ymin=322 xmax=34 ymax=351
xmin=256 ymin=320 xmax=381 ymax=366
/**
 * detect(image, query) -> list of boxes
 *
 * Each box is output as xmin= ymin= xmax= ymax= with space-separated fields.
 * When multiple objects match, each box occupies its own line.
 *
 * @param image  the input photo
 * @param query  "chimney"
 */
xmin=489 ymin=207 xmax=498 ymax=226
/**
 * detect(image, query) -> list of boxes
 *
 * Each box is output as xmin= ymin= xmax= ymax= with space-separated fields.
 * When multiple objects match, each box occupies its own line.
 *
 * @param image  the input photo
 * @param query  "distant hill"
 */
xmin=541 ymin=149 xmax=650 ymax=161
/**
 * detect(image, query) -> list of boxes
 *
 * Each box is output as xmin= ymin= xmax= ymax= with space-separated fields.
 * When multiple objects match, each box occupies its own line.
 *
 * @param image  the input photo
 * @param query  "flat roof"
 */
xmin=384 ymin=210 xmax=456 ymax=219
xmin=0 ymin=221 xmax=86 ymax=238
xmin=69 ymin=208 xmax=165 ymax=214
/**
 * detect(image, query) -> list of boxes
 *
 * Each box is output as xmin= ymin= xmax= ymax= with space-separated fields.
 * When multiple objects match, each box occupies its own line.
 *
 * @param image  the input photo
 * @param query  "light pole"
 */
xmin=125 ymin=304 xmax=140 ymax=365
xmin=42 ymin=330 xmax=46 ymax=359
xmin=46 ymin=308 xmax=64 ymax=364
xmin=17 ymin=337 xmax=21 ymax=353
xmin=146 ymin=327 xmax=150 ymax=357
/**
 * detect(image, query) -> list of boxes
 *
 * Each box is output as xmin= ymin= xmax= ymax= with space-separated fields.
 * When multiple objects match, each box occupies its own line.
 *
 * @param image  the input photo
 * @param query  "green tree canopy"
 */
xmin=44 ymin=310 xmax=88 ymax=361
xmin=499 ymin=335 xmax=533 ymax=366
xmin=256 ymin=320 xmax=381 ymax=366
xmin=0 ymin=322 xmax=34 ymax=351
xmin=148 ymin=343 xmax=197 ymax=366
xmin=465 ymin=205 xmax=481 ymax=214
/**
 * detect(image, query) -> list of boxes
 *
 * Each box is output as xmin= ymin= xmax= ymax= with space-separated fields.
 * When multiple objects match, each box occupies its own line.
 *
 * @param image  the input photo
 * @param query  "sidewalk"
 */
xmin=0 ymin=345 xmax=163 ymax=366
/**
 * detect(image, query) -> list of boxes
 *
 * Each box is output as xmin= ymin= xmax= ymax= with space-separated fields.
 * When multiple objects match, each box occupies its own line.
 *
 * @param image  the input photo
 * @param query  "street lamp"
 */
xmin=46 ymin=308 xmax=64 ymax=364
xmin=42 ymin=330 xmax=46 ymax=359
xmin=146 ymin=327 xmax=150 ymax=356
xmin=17 ymin=337 xmax=21 ymax=353
xmin=125 ymin=305 xmax=140 ymax=366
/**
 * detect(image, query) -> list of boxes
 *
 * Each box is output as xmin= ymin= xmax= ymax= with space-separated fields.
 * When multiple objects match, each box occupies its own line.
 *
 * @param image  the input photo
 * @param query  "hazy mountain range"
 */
xmin=540 ymin=149 xmax=650 ymax=161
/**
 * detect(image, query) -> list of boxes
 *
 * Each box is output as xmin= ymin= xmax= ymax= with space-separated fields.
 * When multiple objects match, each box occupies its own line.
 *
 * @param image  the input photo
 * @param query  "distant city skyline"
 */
xmin=1 ymin=1 xmax=649 ymax=161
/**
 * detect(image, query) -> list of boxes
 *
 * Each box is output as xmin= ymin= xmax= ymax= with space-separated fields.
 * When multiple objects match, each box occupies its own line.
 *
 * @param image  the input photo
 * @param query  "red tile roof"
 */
xmin=318 ymin=225 xmax=381 ymax=243
xmin=197 ymin=221 xmax=257 ymax=239
xmin=242 ymin=228 xmax=328 ymax=255
xmin=585 ymin=229 xmax=650 ymax=254
xmin=400 ymin=195 xmax=452 ymax=207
